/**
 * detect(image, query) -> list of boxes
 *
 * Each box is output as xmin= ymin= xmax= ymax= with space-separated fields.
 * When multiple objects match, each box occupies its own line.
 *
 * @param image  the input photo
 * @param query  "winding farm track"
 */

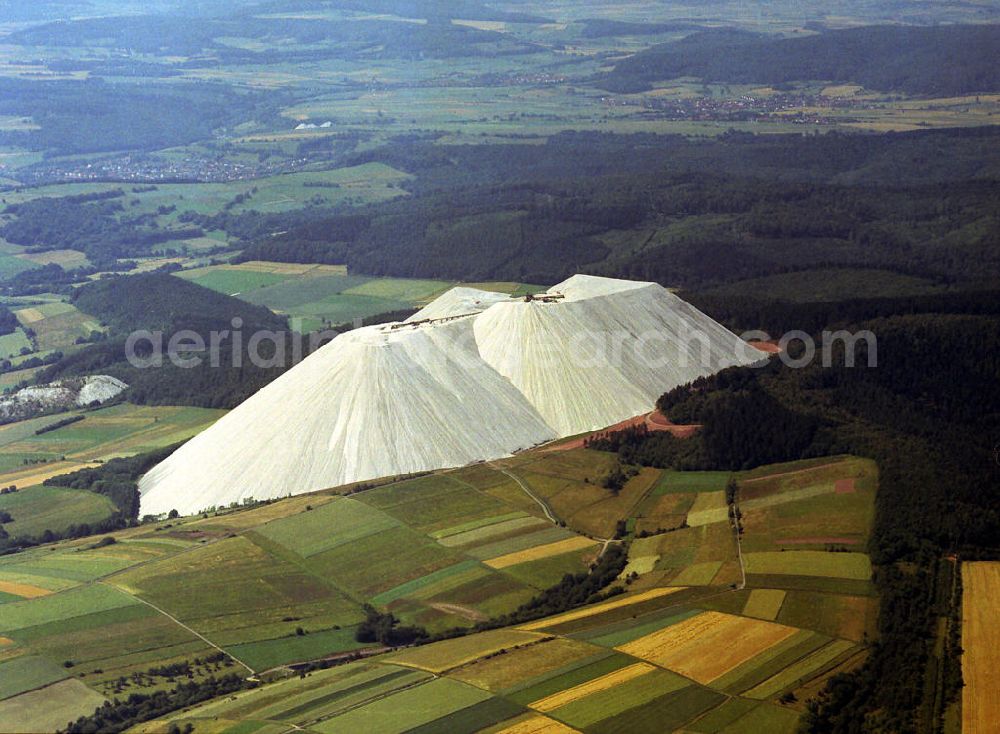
xmin=490 ymin=463 xmax=558 ymax=524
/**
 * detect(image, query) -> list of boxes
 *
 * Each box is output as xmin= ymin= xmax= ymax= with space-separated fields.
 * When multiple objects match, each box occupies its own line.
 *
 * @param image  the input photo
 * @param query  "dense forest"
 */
xmin=0 ymin=77 xmax=285 ymax=155
xmin=234 ymin=128 xmax=1000 ymax=287
xmin=5 ymin=13 xmax=537 ymax=66
xmin=37 ymin=274 xmax=319 ymax=409
xmin=70 ymin=274 xmax=285 ymax=336
xmin=603 ymin=25 xmax=1000 ymax=94
xmin=1 ymin=190 xmax=205 ymax=267
xmin=589 ymin=290 xmax=1000 ymax=732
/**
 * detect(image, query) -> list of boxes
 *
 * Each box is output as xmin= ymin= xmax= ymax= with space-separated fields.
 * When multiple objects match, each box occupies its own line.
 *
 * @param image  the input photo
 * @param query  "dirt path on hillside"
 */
xmin=491 ymin=463 xmax=558 ymax=524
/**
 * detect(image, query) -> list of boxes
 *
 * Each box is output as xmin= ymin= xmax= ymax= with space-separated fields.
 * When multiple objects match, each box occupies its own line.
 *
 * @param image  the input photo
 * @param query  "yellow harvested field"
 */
xmin=519 ymin=587 xmax=682 ymax=631
xmin=620 ymin=555 xmax=658 ymax=578
xmin=13 ymin=307 xmax=44 ymax=323
xmin=0 ymin=636 xmax=13 ymax=646
xmin=686 ymin=491 xmax=729 ymax=526
xmin=0 ymin=461 xmax=100 ymax=488
xmin=387 ymin=628 xmax=542 ymax=673
xmin=821 ymin=84 xmax=864 ymax=96
xmin=485 ymin=536 xmax=597 ymax=569
xmin=495 ymin=714 xmax=580 ymax=734
xmin=616 ymin=611 xmax=799 ymax=684
xmin=190 ymin=493 xmax=336 ymax=530
xmin=743 ymin=589 xmax=787 ymax=620
xmin=0 ymin=580 xmax=52 ymax=598
xmin=451 ymin=638 xmax=598 ymax=692
xmin=962 ymin=561 xmax=1000 ymax=734
xmin=530 ymin=662 xmax=656 ymax=712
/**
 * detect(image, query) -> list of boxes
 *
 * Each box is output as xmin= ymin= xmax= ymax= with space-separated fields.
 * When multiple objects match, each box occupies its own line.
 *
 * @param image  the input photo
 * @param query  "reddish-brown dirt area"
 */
xmin=544 ymin=411 xmax=699 ymax=452
xmin=835 ymin=479 xmax=857 ymax=494
xmin=748 ymin=340 xmax=783 ymax=354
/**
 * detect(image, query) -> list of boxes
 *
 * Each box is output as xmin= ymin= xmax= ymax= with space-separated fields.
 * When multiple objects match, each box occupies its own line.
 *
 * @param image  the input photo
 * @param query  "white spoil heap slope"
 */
xmin=405 ymin=286 xmax=509 ymax=322
xmin=138 ymin=316 xmax=556 ymax=516
xmin=473 ymin=274 xmax=761 ymax=436
xmin=139 ymin=274 xmax=760 ymax=516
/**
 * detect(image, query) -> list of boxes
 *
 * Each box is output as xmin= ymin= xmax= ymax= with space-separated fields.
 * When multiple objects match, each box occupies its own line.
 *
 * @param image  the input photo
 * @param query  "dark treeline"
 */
xmin=232 ymin=129 xmax=1000 ymax=288
xmin=6 ymin=14 xmax=537 ymax=70
xmin=603 ymin=25 xmax=1000 ymax=95
xmin=0 ymin=511 xmax=131 ymax=554
xmin=61 ymin=674 xmax=249 ymax=734
xmin=683 ymin=287 xmax=1000 ymax=336
xmin=1 ymin=193 xmax=205 ymax=268
xmin=43 ymin=444 xmax=181 ymax=521
xmin=588 ymin=299 xmax=1000 ymax=731
xmin=70 ymin=274 xmax=286 ymax=336
xmin=34 ymin=414 xmax=85 ymax=435
xmin=0 ymin=304 xmax=18 ymax=336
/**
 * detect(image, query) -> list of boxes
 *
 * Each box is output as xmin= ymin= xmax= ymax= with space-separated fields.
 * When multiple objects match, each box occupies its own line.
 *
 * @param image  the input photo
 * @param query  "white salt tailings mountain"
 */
xmin=138 ymin=317 xmax=556 ymax=516
xmin=138 ymin=275 xmax=762 ymax=516
xmin=474 ymin=275 xmax=755 ymax=435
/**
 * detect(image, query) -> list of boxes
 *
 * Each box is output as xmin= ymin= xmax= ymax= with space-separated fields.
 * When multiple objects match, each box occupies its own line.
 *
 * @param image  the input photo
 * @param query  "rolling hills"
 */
xmin=602 ymin=25 xmax=1000 ymax=94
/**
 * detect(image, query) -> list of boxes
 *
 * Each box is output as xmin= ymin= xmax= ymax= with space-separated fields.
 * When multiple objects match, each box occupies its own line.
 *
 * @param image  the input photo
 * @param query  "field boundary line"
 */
xmin=489 ymin=462 xmax=558 ymax=524
xmin=302 ymin=674 xmax=437 ymax=729
xmin=740 ymin=460 xmax=847 ymax=484
xmin=101 ymin=581 xmax=256 ymax=676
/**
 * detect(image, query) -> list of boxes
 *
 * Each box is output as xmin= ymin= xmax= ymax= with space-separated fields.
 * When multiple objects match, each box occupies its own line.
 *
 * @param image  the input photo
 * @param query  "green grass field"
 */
xmin=0 ymin=404 xmax=225 ymax=540
xmin=0 ymin=328 xmax=32 ymax=359
xmin=254 ymin=496 xmax=400 ymax=557
xmin=206 ymin=263 xmax=541 ymax=332
xmin=653 ymin=471 xmax=732 ymax=495
xmin=312 ymin=676 xmax=494 ymax=733
xmin=227 ymin=626 xmax=366 ymax=671
xmin=13 ymin=301 xmax=103 ymax=352
xmin=743 ymin=551 xmax=872 ymax=580
xmin=0 ymin=655 xmax=70 ymax=700
xmin=1 ymin=583 xmax=137 ymax=632
xmin=0 ymin=678 xmax=107 ymax=734
xmin=174 ymin=268 xmax=290 ymax=296
xmin=0 ymin=485 xmax=117 ymax=541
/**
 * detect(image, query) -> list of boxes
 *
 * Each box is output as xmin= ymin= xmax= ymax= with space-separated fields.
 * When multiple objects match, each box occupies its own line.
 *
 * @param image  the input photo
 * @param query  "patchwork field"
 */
xmin=0 ymin=404 xmax=225 ymax=539
xmin=0 ymin=449 xmax=877 ymax=733
xmin=12 ymin=300 xmax=103 ymax=352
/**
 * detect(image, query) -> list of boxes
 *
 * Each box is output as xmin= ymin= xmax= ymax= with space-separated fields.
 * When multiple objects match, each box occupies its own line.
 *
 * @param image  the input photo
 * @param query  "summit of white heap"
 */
xmin=405 ymin=286 xmax=510 ymax=322
xmin=473 ymin=275 xmax=753 ymax=435
xmin=138 ymin=275 xmax=762 ymax=516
